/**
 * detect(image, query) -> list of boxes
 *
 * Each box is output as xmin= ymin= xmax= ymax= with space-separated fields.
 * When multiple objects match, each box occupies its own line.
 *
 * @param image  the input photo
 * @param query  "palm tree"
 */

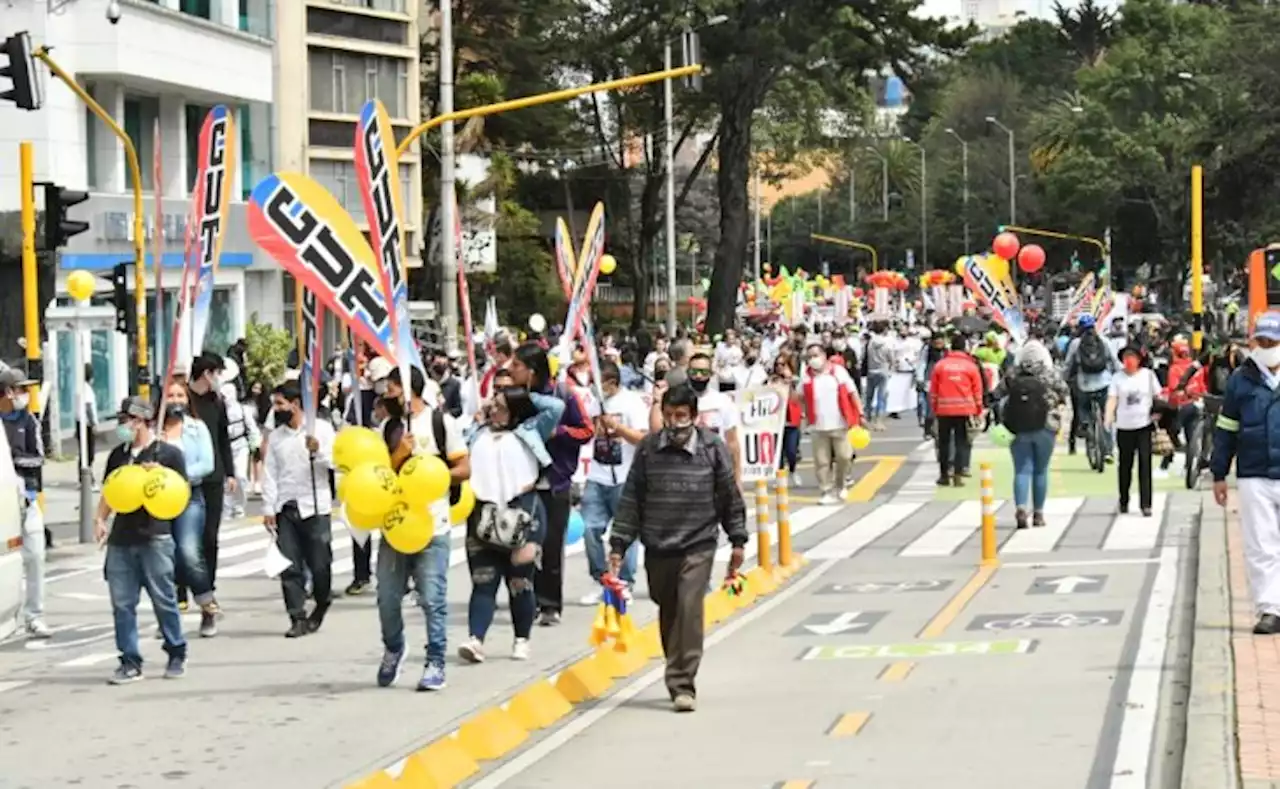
xmin=1054 ymin=0 xmax=1117 ymax=67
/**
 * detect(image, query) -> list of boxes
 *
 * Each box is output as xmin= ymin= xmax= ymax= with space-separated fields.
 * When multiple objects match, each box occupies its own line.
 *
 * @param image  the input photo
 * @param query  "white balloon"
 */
xmin=528 ymin=313 xmax=547 ymax=333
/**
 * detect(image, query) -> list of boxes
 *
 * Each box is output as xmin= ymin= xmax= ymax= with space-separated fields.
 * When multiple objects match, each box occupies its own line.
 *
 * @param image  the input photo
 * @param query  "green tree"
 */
xmin=243 ymin=318 xmax=292 ymax=388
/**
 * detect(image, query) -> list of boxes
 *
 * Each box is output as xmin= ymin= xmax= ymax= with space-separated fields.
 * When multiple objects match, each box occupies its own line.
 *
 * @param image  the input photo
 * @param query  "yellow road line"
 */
xmin=918 ymin=563 xmax=999 ymax=639
xmin=878 ymin=661 xmax=915 ymax=682
xmin=826 ymin=711 xmax=872 ymax=737
xmin=775 ymin=780 xmax=816 ymax=789
xmin=844 ymin=456 xmax=905 ymax=502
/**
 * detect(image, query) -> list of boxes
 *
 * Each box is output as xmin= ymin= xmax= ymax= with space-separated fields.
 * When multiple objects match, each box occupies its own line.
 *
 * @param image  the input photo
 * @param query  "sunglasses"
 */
xmin=688 ymin=370 xmax=712 ymax=380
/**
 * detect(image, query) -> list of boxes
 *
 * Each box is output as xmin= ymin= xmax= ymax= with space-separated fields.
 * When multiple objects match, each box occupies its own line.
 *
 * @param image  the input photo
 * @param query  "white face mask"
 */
xmin=833 ymin=340 xmax=847 ymax=351
xmin=1254 ymin=346 xmax=1280 ymax=371
xmin=12 ymin=393 xmax=28 ymax=410
xmin=808 ymin=357 xmax=825 ymax=372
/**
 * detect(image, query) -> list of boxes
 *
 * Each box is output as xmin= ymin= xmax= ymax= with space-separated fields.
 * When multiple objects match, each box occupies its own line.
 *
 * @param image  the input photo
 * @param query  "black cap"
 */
xmin=118 ymin=395 xmax=154 ymax=421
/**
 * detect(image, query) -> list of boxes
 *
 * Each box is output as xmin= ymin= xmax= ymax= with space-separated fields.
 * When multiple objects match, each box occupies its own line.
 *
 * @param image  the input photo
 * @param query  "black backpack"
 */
xmin=1077 ymin=332 xmax=1110 ymax=374
xmin=1002 ymin=374 xmax=1051 ymax=434
xmin=431 ymin=409 xmax=462 ymax=505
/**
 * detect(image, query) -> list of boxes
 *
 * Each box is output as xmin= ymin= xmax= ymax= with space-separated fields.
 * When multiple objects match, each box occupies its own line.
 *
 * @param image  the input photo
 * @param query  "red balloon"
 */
xmin=1018 ymin=244 xmax=1046 ymax=273
xmin=894 ymin=279 xmax=908 ymax=291
xmin=992 ymin=231 xmax=1020 ymax=260
xmin=852 ymin=287 xmax=864 ymax=298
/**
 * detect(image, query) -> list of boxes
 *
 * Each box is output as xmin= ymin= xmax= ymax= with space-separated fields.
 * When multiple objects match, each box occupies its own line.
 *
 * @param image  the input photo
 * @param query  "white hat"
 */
xmin=221 ymin=357 xmax=240 ymax=383
xmin=366 ymin=357 xmax=394 ymax=382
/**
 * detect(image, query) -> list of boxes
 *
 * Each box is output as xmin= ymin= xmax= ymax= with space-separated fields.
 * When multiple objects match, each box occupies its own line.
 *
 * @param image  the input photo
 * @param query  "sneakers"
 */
xmin=578 ymin=583 xmax=604 ymax=607
xmin=538 ymin=610 xmax=561 ymax=627
xmin=512 ymin=638 xmax=531 ymax=661
xmin=285 ymin=620 xmax=309 ymax=639
xmin=199 ymin=608 xmax=218 ymax=638
xmin=417 ymin=663 xmax=447 ymax=691
xmin=458 ymin=636 xmax=486 ymax=664
xmin=163 ymin=654 xmax=186 ymax=679
xmin=791 ymin=472 xmax=803 ymax=487
xmin=1255 ymin=613 xmax=1280 ymax=635
xmin=377 ymin=647 xmax=406 ymax=688
xmin=345 ymin=580 xmax=372 ymax=596
xmin=25 ymin=619 xmax=51 ymax=639
xmin=109 ymin=663 xmax=143 ymax=685
xmin=672 ymin=694 xmax=696 ymax=713
xmin=1015 ymin=509 xmax=1029 ymax=530
xmin=818 ymin=493 xmax=839 ymax=506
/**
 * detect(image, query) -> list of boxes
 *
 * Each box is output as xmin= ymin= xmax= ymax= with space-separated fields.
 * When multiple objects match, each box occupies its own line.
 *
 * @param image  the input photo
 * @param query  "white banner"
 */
xmin=736 ymin=385 xmax=788 ymax=482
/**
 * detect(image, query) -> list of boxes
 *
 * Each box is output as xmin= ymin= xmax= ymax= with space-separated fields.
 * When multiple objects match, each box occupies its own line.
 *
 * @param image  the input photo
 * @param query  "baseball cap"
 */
xmin=118 ymin=395 xmax=154 ymax=421
xmin=366 ymin=357 xmax=394 ymax=383
xmin=1255 ymin=311 xmax=1280 ymax=341
xmin=0 ymin=368 xmax=34 ymax=389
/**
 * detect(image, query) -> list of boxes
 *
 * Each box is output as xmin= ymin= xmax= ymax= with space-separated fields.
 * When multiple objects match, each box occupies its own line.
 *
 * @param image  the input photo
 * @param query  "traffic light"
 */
xmin=1 ymin=32 xmax=42 ymax=111
xmin=111 ymin=263 xmax=133 ymax=335
xmin=43 ymin=183 xmax=90 ymax=251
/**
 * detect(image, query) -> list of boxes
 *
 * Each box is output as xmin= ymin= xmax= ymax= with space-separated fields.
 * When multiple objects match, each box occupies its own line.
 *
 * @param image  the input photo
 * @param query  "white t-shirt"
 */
xmin=809 ymin=371 xmax=844 ymax=431
xmin=1108 ymin=369 xmax=1160 ymax=431
xmin=407 ymin=404 xmax=468 ymax=461
xmin=696 ymin=389 xmax=739 ymax=439
xmin=587 ymin=389 xmax=649 ymax=486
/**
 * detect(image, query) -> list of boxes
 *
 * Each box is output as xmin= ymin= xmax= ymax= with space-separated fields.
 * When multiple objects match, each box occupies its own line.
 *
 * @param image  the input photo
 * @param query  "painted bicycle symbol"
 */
xmin=981 ymin=613 xmax=1112 ymax=631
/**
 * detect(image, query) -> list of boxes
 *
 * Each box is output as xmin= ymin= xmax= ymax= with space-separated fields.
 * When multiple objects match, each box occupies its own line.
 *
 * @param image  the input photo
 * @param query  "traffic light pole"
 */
xmin=19 ymin=142 xmax=42 ymax=424
xmin=35 ymin=48 xmax=148 ymax=400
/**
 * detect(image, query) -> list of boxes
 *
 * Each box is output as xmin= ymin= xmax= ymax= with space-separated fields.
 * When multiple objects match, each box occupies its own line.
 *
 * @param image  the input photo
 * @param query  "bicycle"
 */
xmin=1083 ymin=397 xmax=1107 ymax=473
xmin=1184 ymin=395 xmax=1222 ymax=490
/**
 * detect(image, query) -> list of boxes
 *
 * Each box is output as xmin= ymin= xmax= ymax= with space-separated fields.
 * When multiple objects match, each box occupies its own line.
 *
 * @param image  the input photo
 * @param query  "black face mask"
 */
xmin=689 ymin=378 xmax=709 ymax=394
xmin=653 ymin=368 xmax=667 ymax=383
xmin=164 ymin=404 xmax=186 ymax=423
xmin=431 ymin=363 xmax=449 ymax=379
xmin=273 ymin=407 xmax=295 ymax=426
xmin=381 ymin=396 xmax=405 ymax=419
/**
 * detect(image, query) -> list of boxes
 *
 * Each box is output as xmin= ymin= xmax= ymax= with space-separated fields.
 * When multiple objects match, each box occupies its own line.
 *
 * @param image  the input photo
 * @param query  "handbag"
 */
xmin=1152 ymin=426 xmax=1175 ymax=457
xmin=472 ymin=436 xmax=534 ymax=551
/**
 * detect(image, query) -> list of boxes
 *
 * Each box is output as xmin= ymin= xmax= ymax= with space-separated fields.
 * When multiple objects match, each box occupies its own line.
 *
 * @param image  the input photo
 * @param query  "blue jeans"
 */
xmin=376 ymin=531 xmax=451 ymax=666
xmin=865 ymin=372 xmax=889 ymax=418
xmin=105 ymin=537 xmax=187 ymax=668
xmin=171 ymin=486 xmax=213 ymax=604
xmin=581 ymin=480 xmax=638 ymax=584
xmin=779 ymin=426 xmax=801 ymax=473
xmin=1011 ymin=428 xmax=1056 ymax=511
xmin=466 ymin=491 xmax=544 ymax=641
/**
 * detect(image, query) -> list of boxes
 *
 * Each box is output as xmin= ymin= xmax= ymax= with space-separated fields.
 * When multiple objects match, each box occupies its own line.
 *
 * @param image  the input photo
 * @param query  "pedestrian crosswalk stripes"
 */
xmin=1100 ymin=493 xmax=1168 ymax=552
xmin=806 ymin=503 xmax=923 ymax=560
xmin=999 ymin=497 xmax=1083 ymax=554
xmin=900 ymin=500 xmax=1002 ymax=558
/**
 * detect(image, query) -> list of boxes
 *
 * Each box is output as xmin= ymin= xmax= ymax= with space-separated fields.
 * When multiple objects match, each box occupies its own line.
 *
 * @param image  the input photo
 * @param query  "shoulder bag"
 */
xmin=473 ymin=434 xmax=534 ymax=551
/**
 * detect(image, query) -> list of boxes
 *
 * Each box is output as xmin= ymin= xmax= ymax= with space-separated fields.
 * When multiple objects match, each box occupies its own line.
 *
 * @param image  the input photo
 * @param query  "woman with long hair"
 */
xmin=772 ymin=352 xmax=803 ymax=486
xmin=458 ymin=386 xmax=563 ymax=663
xmin=160 ymin=380 xmax=219 ymax=636
xmin=1105 ymin=346 xmax=1161 ymax=516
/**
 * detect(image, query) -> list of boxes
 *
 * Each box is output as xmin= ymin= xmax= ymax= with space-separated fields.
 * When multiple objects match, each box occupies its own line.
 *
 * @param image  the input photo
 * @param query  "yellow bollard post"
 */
xmin=776 ymin=469 xmax=794 ymax=573
xmin=980 ymin=462 xmax=998 ymax=566
xmin=755 ymin=479 xmax=772 ymax=572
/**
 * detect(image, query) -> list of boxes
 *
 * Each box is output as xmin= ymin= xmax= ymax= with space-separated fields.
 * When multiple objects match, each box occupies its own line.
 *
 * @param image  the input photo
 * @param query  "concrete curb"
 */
xmin=1181 ymin=490 xmax=1239 ymax=789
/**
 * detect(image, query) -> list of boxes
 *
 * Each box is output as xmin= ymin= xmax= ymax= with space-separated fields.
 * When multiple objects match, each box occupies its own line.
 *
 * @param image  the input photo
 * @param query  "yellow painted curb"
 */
xmin=592 ymin=645 xmax=645 ymax=679
xmin=633 ymin=623 xmax=664 ymax=659
xmin=605 ymin=642 xmax=650 ymax=674
xmin=412 ymin=737 xmax=479 ymax=786
xmin=554 ymin=654 xmax=613 ymax=702
xmin=456 ymin=707 xmax=529 ymax=762
xmin=347 ymin=771 xmax=398 ymax=789
xmin=507 ymin=680 xmax=573 ymax=731
xmin=745 ymin=566 xmax=779 ymax=595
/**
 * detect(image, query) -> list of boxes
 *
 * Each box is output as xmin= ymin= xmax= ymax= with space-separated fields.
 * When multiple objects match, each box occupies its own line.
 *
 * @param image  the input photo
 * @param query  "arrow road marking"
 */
xmin=805 ymin=612 xmax=872 ymax=636
xmin=1044 ymin=575 xmax=1101 ymax=594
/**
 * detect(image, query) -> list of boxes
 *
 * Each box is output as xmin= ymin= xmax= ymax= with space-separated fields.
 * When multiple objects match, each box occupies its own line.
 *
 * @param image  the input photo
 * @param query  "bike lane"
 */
xmin=483 ymin=493 xmax=1202 ymax=789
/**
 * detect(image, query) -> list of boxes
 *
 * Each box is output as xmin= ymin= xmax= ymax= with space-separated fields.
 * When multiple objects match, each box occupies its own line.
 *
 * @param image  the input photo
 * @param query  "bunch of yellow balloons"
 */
xmin=332 ymin=426 xmax=476 ymax=553
xmin=102 ymin=464 xmax=191 ymax=520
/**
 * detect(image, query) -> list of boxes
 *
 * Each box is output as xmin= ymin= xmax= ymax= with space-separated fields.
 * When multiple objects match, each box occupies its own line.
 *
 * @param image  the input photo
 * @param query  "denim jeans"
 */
xmin=1011 ymin=428 xmax=1056 ymax=511
xmin=581 ymin=480 xmax=638 ymax=584
xmin=172 ymin=487 xmax=214 ymax=605
xmin=105 ymin=537 xmax=187 ymax=668
xmin=779 ymin=426 xmax=800 ymax=473
xmin=376 ymin=530 xmax=451 ymax=666
xmin=865 ymin=372 xmax=889 ymax=418
xmin=466 ymin=491 xmax=544 ymax=641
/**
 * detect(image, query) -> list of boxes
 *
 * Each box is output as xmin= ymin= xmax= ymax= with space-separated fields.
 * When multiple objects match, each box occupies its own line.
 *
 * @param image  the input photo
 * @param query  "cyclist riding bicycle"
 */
xmin=1064 ymin=314 xmax=1119 ymax=462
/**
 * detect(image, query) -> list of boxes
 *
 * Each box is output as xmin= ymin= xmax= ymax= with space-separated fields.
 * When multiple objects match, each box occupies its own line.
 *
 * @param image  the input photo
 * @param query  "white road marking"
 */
xmin=0 ymin=680 xmax=31 ymax=694
xmin=806 ymin=503 xmax=923 ymax=559
xmin=1101 ymin=493 xmax=1167 ymax=551
xmin=1001 ymin=497 xmax=1084 ymax=554
xmin=1108 ymin=545 xmax=1179 ymax=789
xmin=57 ymin=652 xmax=118 ymax=668
xmin=1001 ymin=558 xmax=1162 ymax=568
xmin=900 ymin=500 xmax=1000 ymax=558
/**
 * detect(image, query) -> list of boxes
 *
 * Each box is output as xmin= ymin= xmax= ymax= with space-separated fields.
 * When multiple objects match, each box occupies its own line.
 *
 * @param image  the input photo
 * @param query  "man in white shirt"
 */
xmin=579 ymin=362 xmax=647 ymax=605
xmin=262 ymin=381 xmax=337 ymax=638
xmin=803 ymin=343 xmax=863 ymax=504
xmin=687 ymin=352 xmax=742 ymax=481
xmin=376 ymin=366 xmax=470 ymax=691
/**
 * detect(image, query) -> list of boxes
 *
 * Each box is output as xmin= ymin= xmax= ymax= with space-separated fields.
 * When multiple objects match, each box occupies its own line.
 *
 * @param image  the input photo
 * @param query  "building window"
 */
xmin=180 ymin=0 xmax=212 ymax=19
xmin=184 ymin=103 xmax=214 ymax=194
xmin=239 ymin=105 xmax=254 ymax=199
xmin=309 ymin=159 xmax=414 ymax=225
xmin=308 ymin=119 xmax=358 ymax=148
xmin=84 ymin=85 xmax=99 ymax=190
xmin=327 ymin=0 xmax=406 ymax=12
xmin=308 ymin=48 xmax=409 ymax=118
xmin=306 ymin=7 xmax=407 ymax=45
xmin=123 ymin=96 xmax=158 ymax=191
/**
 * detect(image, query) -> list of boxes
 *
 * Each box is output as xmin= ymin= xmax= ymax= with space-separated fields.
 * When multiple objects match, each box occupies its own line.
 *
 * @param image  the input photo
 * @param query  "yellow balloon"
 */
xmin=342 ymin=463 xmax=400 ymax=517
xmin=103 ymin=465 xmax=148 ymax=514
xmin=599 ymin=254 xmax=617 ymax=275
xmin=67 ymin=269 xmax=96 ymax=302
xmin=548 ymin=355 xmax=560 ymax=377
xmin=954 ymin=258 xmax=967 ymax=277
xmin=141 ymin=466 xmax=191 ymax=520
xmin=847 ymin=426 xmax=871 ymax=451
xmin=450 ymin=482 xmax=476 ymax=525
xmin=333 ymin=427 xmax=390 ymax=474
xmin=344 ymin=504 xmax=385 ymax=531
xmin=382 ymin=499 xmax=434 ymax=554
xmin=398 ymin=454 xmax=451 ymax=508
xmin=984 ymin=253 xmax=1010 ymax=284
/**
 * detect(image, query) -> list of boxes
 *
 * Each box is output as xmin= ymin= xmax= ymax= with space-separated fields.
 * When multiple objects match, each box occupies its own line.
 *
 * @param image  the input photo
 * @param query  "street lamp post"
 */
xmin=864 ymin=146 xmax=888 ymax=221
xmin=439 ymin=0 xmax=458 ymax=350
xmin=903 ymin=138 xmax=927 ymax=268
xmin=944 ymin=127 xmax=969 ymax=252
xmin=985 ymin=116 xmax=1016 ymax=225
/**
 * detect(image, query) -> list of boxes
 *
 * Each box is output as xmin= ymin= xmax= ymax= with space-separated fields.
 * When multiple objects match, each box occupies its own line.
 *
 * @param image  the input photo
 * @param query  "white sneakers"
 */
xmin=578 ymin=583 xmax=604 ymax=607
xmin=459 ymin=635 xmax=530 ymax=662
xmin=26 ymin=619 xmax=51 ymax=639
xmin=512 ymin=638 xmax=530 ymax=661
xmin=818 ymin=494 xmax=840 ymax=506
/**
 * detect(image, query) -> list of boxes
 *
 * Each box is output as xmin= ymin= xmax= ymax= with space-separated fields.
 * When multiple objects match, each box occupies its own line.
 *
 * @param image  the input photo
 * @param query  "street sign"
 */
xmin=800 ymin=639 xmax=1037 ymax=661
xmin=1028 ymin=575 xmax=1107 ymax=595
xmin=785 ymin=611 xmax=887 ymax=637
xmin=966 ymin=611 xmax=1124 ymax=632
xmin=817 ymin=580 xmax=952 ymax=595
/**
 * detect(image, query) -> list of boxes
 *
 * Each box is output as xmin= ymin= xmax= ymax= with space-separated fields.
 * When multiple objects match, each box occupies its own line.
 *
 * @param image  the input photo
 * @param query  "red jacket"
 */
xmin=802 ymin=363 xmax=863 ymax=428
xmin=928 ymin=352 xmax=984 ymax=417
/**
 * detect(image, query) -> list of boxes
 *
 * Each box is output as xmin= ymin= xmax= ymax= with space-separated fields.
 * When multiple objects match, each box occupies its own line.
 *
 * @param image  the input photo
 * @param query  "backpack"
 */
xmin=1077 ymin=332 xmax=1110 ymax=374
xmin=1002 ymin=374 xmax=1051 ymax=434
xmin=431 ymin=409 xmax=462 ymax=505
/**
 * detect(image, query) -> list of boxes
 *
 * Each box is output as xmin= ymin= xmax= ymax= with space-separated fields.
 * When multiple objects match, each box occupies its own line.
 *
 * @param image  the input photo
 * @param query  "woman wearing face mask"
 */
xmin=458 ymin=387 xmax=562 ymax=663
xmin=1105 ymin=346 xmax=1162 ymax=516
xmin=159 ymin=381 xmax=220 ymax=634
xmin=771 ymin=353 xmax=803 ymax=486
